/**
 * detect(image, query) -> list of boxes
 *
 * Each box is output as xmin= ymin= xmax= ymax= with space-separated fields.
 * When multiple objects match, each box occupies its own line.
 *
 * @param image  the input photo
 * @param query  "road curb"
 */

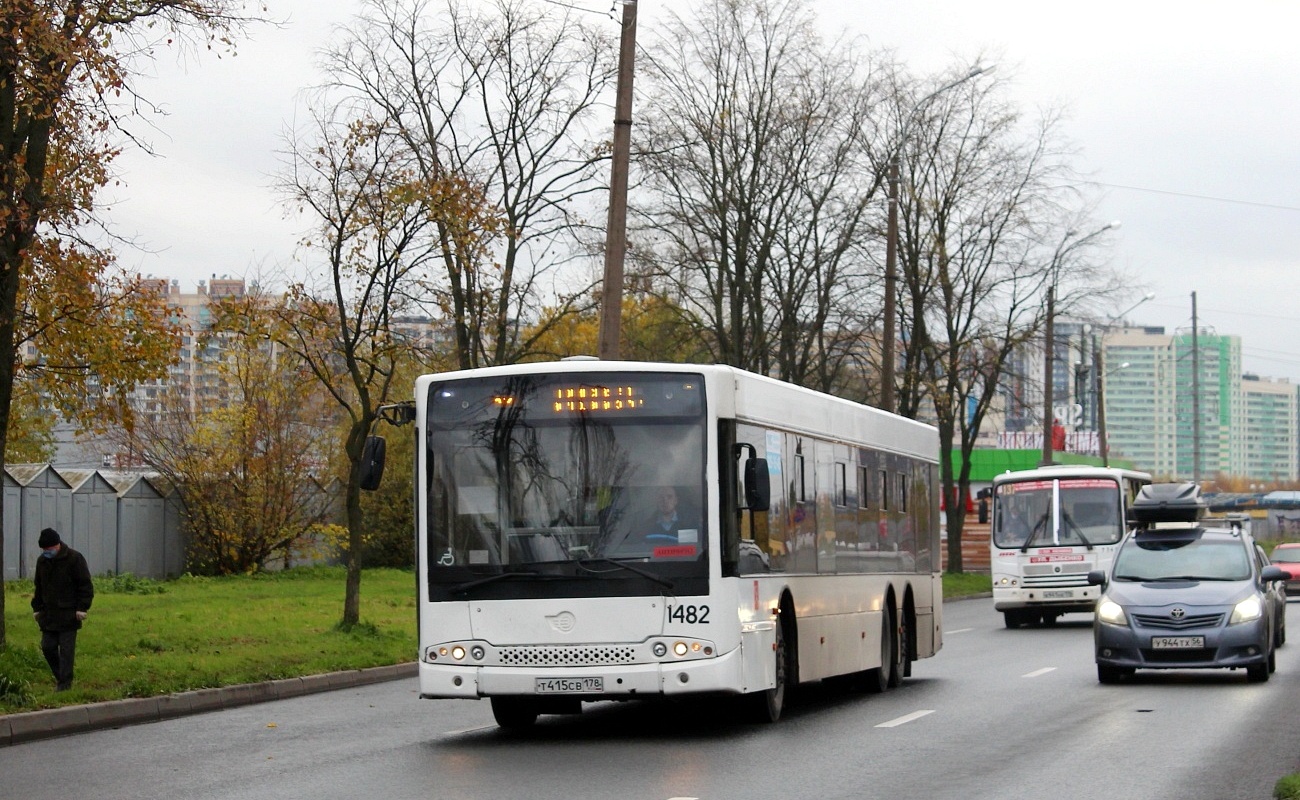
xmin=0 ymin=662 xmax=417 ymax=747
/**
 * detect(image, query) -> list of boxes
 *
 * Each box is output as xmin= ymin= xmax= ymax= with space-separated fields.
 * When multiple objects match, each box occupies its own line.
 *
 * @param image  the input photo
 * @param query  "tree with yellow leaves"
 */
xmin=0 ymin=1 xmax=260 ymax=646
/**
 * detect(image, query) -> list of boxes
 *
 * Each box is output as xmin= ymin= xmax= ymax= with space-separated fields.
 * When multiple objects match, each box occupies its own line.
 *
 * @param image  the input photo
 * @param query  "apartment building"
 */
xmin=1098 ymin=326 xmax=1297 ymax=482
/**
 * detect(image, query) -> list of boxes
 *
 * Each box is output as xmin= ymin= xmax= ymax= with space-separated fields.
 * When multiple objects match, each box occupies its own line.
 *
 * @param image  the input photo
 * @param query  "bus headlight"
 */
xmin=673 ymin=641 xmax=689 ymax=657
xmin=451 ymin=645 xmax=466 ymax=660
xmin=1097 ymin=598 xmax=1128 ymax=626
xmin=1230 ymin=595 xmax=1263 ymax=624
xmin=652 ymin=642 xmax=668 ymax=657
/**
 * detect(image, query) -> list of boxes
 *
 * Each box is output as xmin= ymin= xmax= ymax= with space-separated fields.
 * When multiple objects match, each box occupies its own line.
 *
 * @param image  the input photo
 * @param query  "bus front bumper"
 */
xmin=993 ymin=584 xmax=1100 ymax=613
xmin=418 ymin=644 xmax=750 ymax=700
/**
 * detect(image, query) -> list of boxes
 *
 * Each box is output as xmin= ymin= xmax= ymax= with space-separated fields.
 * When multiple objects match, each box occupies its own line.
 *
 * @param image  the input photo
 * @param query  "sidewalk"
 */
xmin=0 ymin=662 xmax=417 ymax=747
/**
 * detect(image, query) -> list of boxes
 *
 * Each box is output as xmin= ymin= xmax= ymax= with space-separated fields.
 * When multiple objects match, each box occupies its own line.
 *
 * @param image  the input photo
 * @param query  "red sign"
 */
xmin=653 ymin=545 xmax=697 ymax=558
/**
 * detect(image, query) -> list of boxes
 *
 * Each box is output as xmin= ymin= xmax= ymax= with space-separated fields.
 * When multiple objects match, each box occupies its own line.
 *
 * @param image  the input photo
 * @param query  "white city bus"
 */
xmin=990 ymin=464 xmax=1151 ymax=628
xmin=369 ymin=359 xmax=942 ymax=727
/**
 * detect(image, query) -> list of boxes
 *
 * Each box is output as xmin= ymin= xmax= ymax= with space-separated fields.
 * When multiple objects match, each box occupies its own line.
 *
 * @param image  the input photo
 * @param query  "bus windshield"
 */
xmin=423 ymin=372 xmax=708 ymax=598
xmin=993 ymin=478 xmax=1124 ymax=549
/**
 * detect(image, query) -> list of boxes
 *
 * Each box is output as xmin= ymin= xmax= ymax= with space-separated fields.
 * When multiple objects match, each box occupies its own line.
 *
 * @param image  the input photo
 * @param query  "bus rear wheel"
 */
xmin=491 ymin=697 xmax=539 ymax=730
xmin=866 ymin=609 xmax=895 ymax=693
xmin=888 ymin=609 xmax=909 ymax=688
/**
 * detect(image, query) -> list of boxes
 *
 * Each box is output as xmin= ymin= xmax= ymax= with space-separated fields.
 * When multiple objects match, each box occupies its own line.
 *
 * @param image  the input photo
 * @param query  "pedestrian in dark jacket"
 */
xmin=31 ymin=528 xmax=94 ymax=691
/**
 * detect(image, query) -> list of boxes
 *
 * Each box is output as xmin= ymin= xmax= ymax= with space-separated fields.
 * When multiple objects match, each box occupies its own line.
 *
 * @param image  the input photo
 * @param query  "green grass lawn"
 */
xmin=1 ymin=566 xmax=989 ymax=715
xmin=1 ymin=567 xmax=416 ymax=714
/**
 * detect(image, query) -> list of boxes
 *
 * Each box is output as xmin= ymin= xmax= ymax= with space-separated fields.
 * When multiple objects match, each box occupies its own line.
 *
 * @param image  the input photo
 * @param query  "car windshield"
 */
xmin=1113 ymin=537 xmax=1252 ymax=582
xmin=1269 ymin=548 xmax=1300 ymax=564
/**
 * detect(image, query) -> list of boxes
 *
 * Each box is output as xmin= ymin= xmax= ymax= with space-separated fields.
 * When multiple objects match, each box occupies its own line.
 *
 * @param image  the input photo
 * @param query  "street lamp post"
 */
xmin=1040 ymin=221 xmax=1121 ymax=466
xmin=881 ymin=65 xmax=989 ymax=414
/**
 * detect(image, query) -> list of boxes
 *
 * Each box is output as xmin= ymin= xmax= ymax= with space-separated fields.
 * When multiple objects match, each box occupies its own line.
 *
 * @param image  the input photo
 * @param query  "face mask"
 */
xmin=41 ymin=549 xmax=57 ymax=559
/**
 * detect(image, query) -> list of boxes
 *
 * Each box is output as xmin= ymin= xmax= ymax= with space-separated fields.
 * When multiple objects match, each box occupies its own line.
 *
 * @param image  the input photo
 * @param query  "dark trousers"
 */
xmin=40 ymin=628 xmax=78 ymax=688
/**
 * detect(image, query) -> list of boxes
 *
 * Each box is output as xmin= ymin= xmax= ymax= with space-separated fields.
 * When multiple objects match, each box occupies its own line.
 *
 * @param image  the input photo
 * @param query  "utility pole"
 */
xmin=881 ymin=65 xmax=989 ymax=414
xmin=597 ymin=0 xmax=637 ymax=360
xmin=1041 ymin=285 xmax=1055 ymax=466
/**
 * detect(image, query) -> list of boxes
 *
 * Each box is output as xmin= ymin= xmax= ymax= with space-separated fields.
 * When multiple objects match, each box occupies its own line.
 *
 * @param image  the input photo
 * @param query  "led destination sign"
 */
xmin=428 ymin=372 xmax=705 ymax=426
xmin=552 ymin=385 xmax=645 ymax=414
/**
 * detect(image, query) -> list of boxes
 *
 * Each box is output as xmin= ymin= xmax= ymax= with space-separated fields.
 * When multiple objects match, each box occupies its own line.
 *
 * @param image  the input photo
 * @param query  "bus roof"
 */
xmin=991 ymin=464 xmax=1153 ymax=487
xmin=413 ymin=359 xmax=938 ymax=464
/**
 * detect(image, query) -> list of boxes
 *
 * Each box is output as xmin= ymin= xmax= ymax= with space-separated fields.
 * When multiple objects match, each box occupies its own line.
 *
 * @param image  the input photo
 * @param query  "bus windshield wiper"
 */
xmin=577 ymin=558 xmax=676 ymax=591
xmin=1061 ymin=513 xmax=1094 ymax=550
xmin=449 ymin=571 xmax=569 ymax=594
xmin=1020 ymin=514 xmax=1051 ymax=553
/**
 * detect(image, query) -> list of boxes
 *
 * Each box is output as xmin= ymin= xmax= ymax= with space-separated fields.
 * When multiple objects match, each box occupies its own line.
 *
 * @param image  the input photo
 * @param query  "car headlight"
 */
xmin=1097 ymin=598 xmax=1128 ymax=626
xmin=1230 ymin=595 xmax=1264 ymax=624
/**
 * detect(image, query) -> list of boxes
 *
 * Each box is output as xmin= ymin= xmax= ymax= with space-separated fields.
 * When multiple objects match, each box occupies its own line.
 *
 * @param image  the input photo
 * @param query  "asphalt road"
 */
xmin=3 ymin=597 xmax=1298 ymax=800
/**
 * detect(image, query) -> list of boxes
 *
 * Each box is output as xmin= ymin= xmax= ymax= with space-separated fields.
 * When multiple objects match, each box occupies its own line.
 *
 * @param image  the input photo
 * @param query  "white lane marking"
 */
xmin=1022 ymin=667 xmax=1057 ymax=678
xmin=945 ymin=627 xmax=974 ymax=634
xmin=441 ymin=725 xmax=497 ymax=736
xmin=667 ymin=797 xmax=700 ymax=799
xmin=875 ymin=709 xmax=936 ymax=728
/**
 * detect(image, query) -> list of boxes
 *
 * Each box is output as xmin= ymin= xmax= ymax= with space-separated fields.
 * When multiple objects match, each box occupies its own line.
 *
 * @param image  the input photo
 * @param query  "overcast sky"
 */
xmin=110 ymin=0 xmax=1300 ymax=380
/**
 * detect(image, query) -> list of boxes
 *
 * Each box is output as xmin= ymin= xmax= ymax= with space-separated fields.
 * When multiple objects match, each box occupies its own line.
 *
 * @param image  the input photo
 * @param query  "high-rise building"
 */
xmin=1097 ymin=326 xmax=1297 ymax=482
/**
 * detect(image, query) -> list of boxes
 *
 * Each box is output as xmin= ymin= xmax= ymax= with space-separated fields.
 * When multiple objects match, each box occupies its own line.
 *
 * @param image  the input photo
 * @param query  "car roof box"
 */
xmin=1128 ymin=482 xmax=1206 ymax=525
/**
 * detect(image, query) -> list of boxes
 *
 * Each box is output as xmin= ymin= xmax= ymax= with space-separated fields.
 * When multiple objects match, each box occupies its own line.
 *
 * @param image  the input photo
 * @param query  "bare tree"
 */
xmin=264 ymin=106 xmax=444 ymax=627
xmin=636 ymin=0 xmax=891 ymax=388
xmin=0 ymin=0 xmax=260 ymax=647
xmin=890 ymin=69 xmax=1123 ymax=571
xmin=321 ymin=0 xmax=617 ymax=368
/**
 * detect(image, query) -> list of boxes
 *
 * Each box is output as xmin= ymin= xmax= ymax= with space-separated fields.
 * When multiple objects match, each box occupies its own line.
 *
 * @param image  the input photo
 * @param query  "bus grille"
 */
xmin=1021 ymin=574 xmax=1091 ymax=588
xmin=497 ymin=645 xmax=637 ymax=667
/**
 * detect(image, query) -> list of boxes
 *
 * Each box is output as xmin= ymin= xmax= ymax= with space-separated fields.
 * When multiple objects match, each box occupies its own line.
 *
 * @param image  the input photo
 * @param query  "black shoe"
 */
xmin=55 ymin=682 xmax=71 ymax=692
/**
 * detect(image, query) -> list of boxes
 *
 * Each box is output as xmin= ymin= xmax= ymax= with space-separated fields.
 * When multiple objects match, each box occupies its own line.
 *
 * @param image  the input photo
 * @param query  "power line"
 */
xmin=1077 ymin=180 xmax=1300 ymax=213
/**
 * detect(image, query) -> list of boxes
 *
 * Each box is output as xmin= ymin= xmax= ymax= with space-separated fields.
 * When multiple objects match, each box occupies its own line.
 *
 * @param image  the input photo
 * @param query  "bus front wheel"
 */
xmin=747 ymin=616 xmax=788 ymax=722
xmin=491 ymin=697 xmax=539 ymax=730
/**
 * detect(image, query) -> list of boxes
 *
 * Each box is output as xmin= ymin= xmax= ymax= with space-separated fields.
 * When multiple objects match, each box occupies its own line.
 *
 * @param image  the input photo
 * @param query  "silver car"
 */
xmin=1089 ymin=524 xmax=1287 ymax=683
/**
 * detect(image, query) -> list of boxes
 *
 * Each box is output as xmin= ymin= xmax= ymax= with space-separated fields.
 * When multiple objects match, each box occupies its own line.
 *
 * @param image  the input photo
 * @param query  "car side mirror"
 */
xmin=1261 ymin=565 xmax=1287 ymax=583
xmin=1086 ymin=570 xmax=1108 ymax=587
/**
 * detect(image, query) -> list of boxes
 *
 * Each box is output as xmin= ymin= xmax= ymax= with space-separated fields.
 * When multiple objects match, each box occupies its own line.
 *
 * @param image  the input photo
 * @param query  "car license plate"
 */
xmin=1151 ymin=636 xmax=1205 ymax=649
xmin=534 ymin=677 xmax=603 ymax=694
xmin=1043 ymin=590 xmax=1072 ymax=599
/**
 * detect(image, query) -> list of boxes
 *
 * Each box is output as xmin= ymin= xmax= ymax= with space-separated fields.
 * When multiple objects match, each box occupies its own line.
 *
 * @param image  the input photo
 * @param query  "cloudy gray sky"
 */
xmin=110 ymin=0 xmax=1300 ymax=380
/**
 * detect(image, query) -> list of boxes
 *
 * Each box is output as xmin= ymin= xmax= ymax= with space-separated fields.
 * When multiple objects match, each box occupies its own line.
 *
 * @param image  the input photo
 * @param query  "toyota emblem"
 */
xmin=1170 ymin=607 xmax=1186 ymax=619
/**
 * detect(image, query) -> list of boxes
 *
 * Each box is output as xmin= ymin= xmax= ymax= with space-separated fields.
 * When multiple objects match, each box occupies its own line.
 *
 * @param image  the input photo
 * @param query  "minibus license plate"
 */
xmin=535 ymin=677 xmax=603 ymax=694
xmin=1151 ymin=636 xmax=1204 ymax=649
xmin=1042 ymin=590 xmax=1072 ymax=599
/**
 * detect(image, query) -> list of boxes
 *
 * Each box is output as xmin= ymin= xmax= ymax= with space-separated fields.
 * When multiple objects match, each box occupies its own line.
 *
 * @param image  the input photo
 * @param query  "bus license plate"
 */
xmin=1151 ymin=636 xmax=1204 ymax=649
xmin=1042 ymin=590 xmax=1072 ymax=599
xmin=535 ymin=677 xmax=603 ymax=694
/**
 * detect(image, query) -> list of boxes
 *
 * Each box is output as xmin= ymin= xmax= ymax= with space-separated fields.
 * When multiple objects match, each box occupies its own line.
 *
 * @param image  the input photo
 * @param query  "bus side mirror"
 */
xmin=360 ymin=435 xmax=387 ymax=491
xmin=743 ymin=457 xmax=770 ymax=512
xmin=1086 ymin=570 xmax=1107 ymax=587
